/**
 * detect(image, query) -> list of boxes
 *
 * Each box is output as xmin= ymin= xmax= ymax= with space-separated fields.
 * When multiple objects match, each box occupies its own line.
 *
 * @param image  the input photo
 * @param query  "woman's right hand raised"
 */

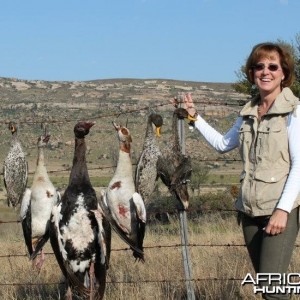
xmin=183 ymin=93 xmax=198 ymax=118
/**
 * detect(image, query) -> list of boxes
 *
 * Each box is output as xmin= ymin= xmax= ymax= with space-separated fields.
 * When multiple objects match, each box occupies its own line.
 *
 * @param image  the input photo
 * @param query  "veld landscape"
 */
xmin=1 ymin=77 xmax=300 ymax=299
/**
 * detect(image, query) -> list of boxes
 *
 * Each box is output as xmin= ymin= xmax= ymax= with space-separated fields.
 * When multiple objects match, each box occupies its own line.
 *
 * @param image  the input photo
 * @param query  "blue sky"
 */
xmin=0 ymin=0 xmax=299 ymax=83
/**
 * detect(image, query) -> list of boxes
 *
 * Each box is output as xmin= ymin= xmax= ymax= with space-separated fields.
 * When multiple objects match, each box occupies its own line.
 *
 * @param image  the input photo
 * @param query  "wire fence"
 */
xmin=0 ymin=95 xmax=261 ymax=298
xmin=2 ymin=208 xmax=300 ymax=288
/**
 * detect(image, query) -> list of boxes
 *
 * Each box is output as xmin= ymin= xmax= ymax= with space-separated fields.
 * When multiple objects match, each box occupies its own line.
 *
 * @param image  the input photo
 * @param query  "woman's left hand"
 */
xmin=264 ymin=208 xmax=289 ymax=235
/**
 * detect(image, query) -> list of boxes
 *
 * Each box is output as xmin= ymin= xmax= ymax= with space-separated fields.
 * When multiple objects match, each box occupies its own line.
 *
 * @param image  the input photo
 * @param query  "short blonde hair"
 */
xmin=245 ymin=42 xmax=295 ymax=87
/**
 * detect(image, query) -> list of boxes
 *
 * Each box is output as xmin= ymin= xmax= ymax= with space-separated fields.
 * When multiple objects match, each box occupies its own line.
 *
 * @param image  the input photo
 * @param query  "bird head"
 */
xmin=8 ymin=122 xmax=17 ymax=134
xmin=37 ymin=134 xmax=51 ymax=148
xmin=113 ymin=122 xmax=132 ymax=148
xmin=74 ymin=121 xmax=95 ymax=139
xmin=150 ymin=113 xmax=163 ymax=137
xmin=174 ymin=108 xmax=197 ymax=122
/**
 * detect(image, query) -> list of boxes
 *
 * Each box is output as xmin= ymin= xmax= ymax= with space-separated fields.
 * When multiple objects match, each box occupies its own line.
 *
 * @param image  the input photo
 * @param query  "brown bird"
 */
xmin=157 ymin=108 xmax=196 ymax=210
xmin=49 ymin=121 xmax=110 ymax=300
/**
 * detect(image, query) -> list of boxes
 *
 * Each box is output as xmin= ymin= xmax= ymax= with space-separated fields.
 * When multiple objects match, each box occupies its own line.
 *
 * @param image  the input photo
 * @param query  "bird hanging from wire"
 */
xmin=3 ymin=122 xmax=28 ymax=208
xmin=157 ymin=106 xmax=196 ymax=210
xmin=49 ymin=120 xmax=110 ymax=300
xmin=135 ymin=113 xmax=163 ymax=205
xmin=20 ymin=126 xmax=60 ymax=271
xmin=100 ymin=122 xmax=146 ymax=262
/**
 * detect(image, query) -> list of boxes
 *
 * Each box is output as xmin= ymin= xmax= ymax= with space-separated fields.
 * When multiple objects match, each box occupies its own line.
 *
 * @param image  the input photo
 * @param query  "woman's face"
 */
xmin=253 ymin=51 xmax=285 ymax=97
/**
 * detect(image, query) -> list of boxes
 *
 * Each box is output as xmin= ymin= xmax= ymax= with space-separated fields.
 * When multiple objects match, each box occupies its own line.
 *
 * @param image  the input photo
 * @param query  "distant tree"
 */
xmin=190 ymin=163 xmax=210 ymax=197
xmin=232 ymin=34 xmax=300 ymax=98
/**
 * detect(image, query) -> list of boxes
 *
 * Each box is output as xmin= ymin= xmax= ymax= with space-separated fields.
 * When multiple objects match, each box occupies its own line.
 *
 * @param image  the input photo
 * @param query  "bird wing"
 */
xmin=20 ymin=188 xmax=31 ymax=220
xmin=20 ymin=188 xmax=33 ymax=256
xmin=29 ymin=189 xmax=61 ymax=260
xmin=56 ymin=190 xmax=61 ymax=202
xmin=50 ymin=203 xmax=90 ymax=295
xmin=30 ymin=221 xmax=50 ymax=260
xmin=171 ymin=156 xmax=192 ymax=186
xmin=156 ymin=155 xmax=172 ymax=187
xmin=90 ymin=205 xmax=107 ymax=265
xmin=134 ymin=150 xmax=146 ymax=190
xmin=132 ymin=192 xmax=146 ymax=261
xmin=99 ymin=190 xmax=144 ymax=260
xmin=3 ymin=165 xmax=7 ymax=192
xmin=3 ymin=155 xmax=28 ymax=207
xmin=132 ymin=192 xmax=146 ymax=223
xmin=135 ymin=148 xmax=161 ymax=203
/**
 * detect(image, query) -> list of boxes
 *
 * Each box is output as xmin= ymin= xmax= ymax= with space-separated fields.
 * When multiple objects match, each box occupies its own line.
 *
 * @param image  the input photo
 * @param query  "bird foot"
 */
xmin=65 ymin=286 xmax=72 ymax=300
xmin=32 ymin=253 xmax=45 ymax=272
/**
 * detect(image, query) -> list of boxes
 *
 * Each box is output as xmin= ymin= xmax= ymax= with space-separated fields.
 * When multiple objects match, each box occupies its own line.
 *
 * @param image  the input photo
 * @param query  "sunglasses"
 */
xmin=252 ymin=63 xmax=281 ymax=72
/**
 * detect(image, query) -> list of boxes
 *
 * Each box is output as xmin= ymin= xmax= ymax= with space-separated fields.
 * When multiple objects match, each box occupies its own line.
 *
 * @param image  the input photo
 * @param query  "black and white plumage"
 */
xmin=135 ymin=113 xmax=163 ymax=205
xmin=3 ymin=122 xmax=28 ymax=208
xmin=20 ymin=132 xmax=60 ymax=270
xmin=157 ymin=108 xmax=196 ymax=210
xmin=100 ymin=122 xmax=146 ymax=262
xmin=49 ymin=121 xmax=110 ymax=300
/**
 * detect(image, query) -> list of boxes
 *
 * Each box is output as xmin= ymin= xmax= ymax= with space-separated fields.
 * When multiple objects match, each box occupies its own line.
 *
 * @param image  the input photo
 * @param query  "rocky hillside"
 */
xmin=0 ymin=77 xmax=248 ymax=176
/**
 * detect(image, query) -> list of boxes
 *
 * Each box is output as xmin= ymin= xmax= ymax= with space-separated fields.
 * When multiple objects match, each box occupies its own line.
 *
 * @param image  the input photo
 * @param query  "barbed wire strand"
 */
xmin=0 ymin=97 xmax=249 ymax=290
xmin=1 ymin=241 xmax=300 ymax=260
xmin=0 ymin=277 xmax=245 ymax=287
xmin=2 ymin=98 xmax=243 ymax=126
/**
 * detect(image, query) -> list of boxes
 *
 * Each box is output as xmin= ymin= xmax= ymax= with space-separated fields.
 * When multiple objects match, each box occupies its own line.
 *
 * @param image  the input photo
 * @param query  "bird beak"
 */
xmin=187 ymin=114 xmax=197 ymax=121
xmin=155 ymin=126 xmax=161 ymax=137
xmin=85 ymin=121 xmax=96 ymax=130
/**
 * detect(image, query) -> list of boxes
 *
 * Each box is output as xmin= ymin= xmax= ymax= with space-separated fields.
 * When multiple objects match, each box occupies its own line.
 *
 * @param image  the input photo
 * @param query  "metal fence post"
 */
xmin=178 ymin=100 xmax=196 ymax=300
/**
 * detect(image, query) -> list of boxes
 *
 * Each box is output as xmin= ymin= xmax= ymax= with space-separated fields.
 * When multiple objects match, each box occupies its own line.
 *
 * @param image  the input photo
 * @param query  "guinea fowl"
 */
xmin=100 ymin=122 xmax=146 ymax=262
xmin=157 ymin=107 xmax=196 ymax=210
xmin=135 ymin=113 xmax=163 ymax=205
xmin=3 ymin=122 xmax=28 ymax=208
xmin=49 ymin=121 xmax=110 ymax=300
xmin=20 ymin=131 xmax=60 ymax=271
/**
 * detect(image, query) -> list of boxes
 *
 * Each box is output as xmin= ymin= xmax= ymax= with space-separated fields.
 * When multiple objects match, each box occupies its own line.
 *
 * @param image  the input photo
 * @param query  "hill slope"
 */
xmin=0 ymin=77 xmax=247 ymax=179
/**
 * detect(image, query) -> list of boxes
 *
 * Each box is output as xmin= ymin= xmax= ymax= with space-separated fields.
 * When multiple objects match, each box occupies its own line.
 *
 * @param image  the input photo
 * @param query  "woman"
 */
xmin=184 ymin=42 xmax=300 ymax=299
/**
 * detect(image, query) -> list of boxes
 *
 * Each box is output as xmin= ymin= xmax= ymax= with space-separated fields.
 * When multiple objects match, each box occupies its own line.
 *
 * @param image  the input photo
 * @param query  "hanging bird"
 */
xmin=3 ymin=122 xmax=28 ymax=208
xmin=49 ymin=121 xmax=110 ymax=300
xmin=100 ymin=122 xmax=146 ymax=262
xmin=20 ymin=130 xmax=60 ymax=271
xmin=135 ymin=113 xmax=163 ymax=206
xmin=157 ymin=107 xmax=196 ymax=210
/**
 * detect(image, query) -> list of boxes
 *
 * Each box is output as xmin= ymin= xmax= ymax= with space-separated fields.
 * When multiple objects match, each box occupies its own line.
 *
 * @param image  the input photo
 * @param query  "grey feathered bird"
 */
xmin=3 ymin=122 xmax=28 ymax=208
xmin=135 ymin=113 xmax=163 ymax=205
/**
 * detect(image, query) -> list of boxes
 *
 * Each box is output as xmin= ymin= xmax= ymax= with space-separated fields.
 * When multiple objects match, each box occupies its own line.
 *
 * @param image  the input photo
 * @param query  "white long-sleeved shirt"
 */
xmin=194 ymin=106 xmax=300 ymax=213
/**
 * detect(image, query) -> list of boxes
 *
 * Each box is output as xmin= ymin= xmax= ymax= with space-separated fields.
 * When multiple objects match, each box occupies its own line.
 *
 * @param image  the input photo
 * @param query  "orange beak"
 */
xmin=187 ymin=114 xmax=197 ymax=121
xmin=155 ymin=126 xmax=161 ymax=137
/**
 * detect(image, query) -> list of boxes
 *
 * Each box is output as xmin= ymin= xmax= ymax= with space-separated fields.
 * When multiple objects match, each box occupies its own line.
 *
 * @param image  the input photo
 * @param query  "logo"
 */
xmin=242 ymin=273 xmax=300 ymax=295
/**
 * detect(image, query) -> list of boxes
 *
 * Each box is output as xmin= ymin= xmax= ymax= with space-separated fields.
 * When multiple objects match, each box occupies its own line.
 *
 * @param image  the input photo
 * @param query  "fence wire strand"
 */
xmin=0 ymin=98 xmax=249 ymax=290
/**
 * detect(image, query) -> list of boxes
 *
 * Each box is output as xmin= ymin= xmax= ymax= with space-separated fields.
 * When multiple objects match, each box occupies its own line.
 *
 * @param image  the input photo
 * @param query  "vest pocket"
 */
xmin=254 ymin=169 xmax=288 ymax=210
xmin=238 ymin=126 xmax=252 ymax=158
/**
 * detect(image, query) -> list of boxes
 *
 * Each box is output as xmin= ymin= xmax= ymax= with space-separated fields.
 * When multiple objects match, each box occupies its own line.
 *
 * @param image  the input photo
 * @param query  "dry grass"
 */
xmin=1 ymin=206 xmax=300 ymax=299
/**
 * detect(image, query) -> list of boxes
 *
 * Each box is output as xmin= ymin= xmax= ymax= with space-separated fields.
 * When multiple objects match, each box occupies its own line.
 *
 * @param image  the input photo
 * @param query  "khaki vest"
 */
xmin=235 ymin=88 xmax=300 ymax=216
